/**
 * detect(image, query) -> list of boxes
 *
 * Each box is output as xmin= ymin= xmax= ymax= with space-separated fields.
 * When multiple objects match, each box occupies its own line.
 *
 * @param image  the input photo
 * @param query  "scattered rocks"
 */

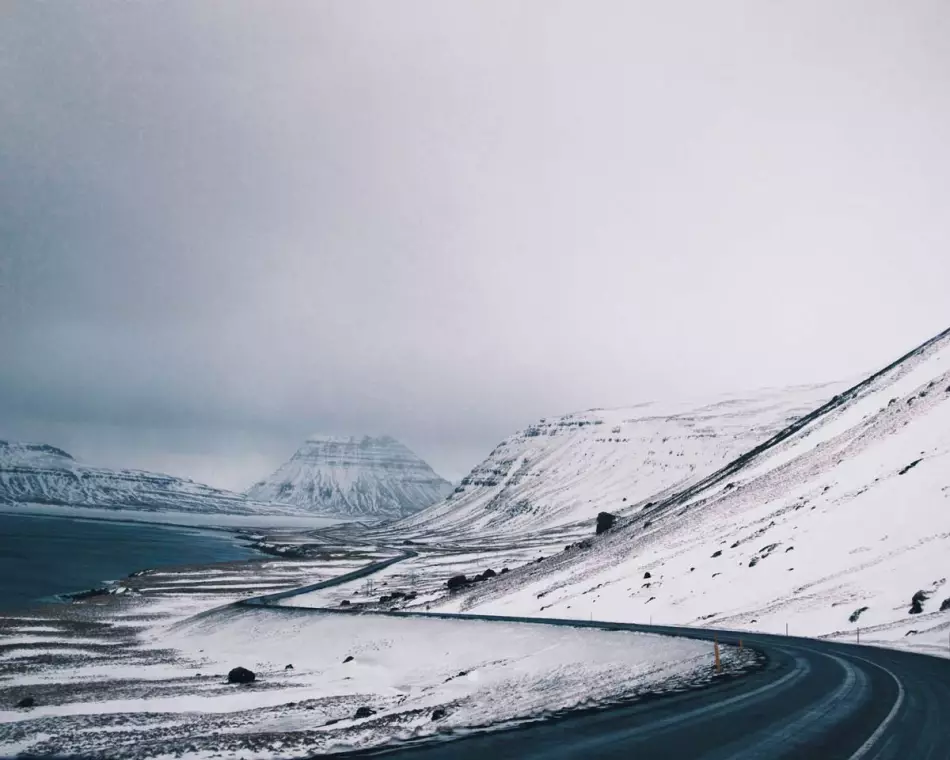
xmin=343 ymin=656 xmax=354 ymax=664
xmin=16 ymin=697 xmax=35 ymax=709
xmin=643 ymin=571 xmax=652 ymax=579
xmin=596 ymin=512 xmax=616 ymax=535
xmin=284 ymin=664 xmax=294 ymax=670
xmin=227 ymin=667 xmax=255 ymax=684
xmin=711 ymin=550 xmax=722 ymax=558
xmin=447 ymin=574 xmax=469 ymax=591
xmin=849 ymin=606 xmax=869 ymax=623
xmin=353 ymin=706 xmax=376 ymax=719
xmin=431 ymin=708 xmax=447 ymax=721
xmin=748 ymin=557 xmax=759 ymax=568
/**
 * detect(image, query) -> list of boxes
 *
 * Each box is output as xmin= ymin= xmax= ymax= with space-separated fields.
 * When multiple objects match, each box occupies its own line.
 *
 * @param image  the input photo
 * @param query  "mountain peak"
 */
xmin=247 ymin=435 xmax=452 ymax=519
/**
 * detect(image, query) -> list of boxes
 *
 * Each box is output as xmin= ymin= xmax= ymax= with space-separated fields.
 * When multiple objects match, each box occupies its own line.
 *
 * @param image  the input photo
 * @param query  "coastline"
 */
xmin=0 ymin=502 xmax=347 ymax=533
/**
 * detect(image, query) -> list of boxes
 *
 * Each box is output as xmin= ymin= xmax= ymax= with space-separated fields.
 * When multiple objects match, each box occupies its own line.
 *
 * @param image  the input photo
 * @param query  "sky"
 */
xmin=2 ymin=1 xmax=949 ymax=489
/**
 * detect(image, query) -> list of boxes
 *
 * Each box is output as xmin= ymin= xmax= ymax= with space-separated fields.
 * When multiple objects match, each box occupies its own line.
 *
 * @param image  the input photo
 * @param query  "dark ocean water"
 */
xmin=0 ymin=512 xmax=257 ymax=613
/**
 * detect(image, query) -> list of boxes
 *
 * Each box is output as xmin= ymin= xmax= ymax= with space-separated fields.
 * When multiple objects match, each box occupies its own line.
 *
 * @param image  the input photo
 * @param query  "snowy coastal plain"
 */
xmin=0 ymin=570 xmax=744 ymax=758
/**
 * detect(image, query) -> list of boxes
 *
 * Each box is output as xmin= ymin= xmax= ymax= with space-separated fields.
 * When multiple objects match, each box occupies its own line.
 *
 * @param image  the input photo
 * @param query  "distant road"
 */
xmin=241 ymin=553 xmax=950 ymax=759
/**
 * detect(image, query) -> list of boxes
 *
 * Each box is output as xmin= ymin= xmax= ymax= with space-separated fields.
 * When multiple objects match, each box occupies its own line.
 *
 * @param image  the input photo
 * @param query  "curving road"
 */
xmin=239 ymin=554 xmax=950 ymax=759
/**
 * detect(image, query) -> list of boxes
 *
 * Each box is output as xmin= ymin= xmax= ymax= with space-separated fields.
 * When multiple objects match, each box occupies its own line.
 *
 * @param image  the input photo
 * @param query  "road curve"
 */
xmin=238 ymin=555 xmax=950 ymax=759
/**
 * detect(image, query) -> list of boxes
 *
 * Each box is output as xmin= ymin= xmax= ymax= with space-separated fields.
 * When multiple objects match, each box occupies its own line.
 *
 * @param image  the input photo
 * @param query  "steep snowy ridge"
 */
xmin=398 ymin=382 xmax=846 ymax=536
xmin=451 ymin=326 xmax=950 ymax=657
xmin=245 ymin=435 xmax=452 ymax=519
xmin=0 ymin=441 xmax=272 ymax=515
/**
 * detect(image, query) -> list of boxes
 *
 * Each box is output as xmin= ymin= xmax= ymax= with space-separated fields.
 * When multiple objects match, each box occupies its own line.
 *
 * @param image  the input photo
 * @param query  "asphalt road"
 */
xmin=241 ymin=554 xmax=950 ymax=759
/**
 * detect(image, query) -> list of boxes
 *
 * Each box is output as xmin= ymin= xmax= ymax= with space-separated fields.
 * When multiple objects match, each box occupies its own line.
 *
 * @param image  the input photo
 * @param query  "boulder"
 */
xmin=447 ymin=574 xmax=469 ymax=591
xmin=500 ymin=567 xmax=509 ymax=574
xmin=343 ymin=655 xmax=354 ymax=664
xmin=595 ymin=512 xmax=616 ymax=535
xmin=354 ymin=706 xmax=376 ymax=719
xmin=16 ymin=697 xmax=35 ymax=709
xmin=941 ymin=598 xmax=950 ymax=612
xmin=284 ymin=664 xmax=294 ymax=670
xmin=711 ymin=550 xmax=722 ymax=558
xmin=340 ymin=599 xmax=351 ymax=607
xmin=643 ymin=572 xmax=651 ymax=579
xmin=849 ymin=606 xmax=869 ymax=623
xmin=431 ymin=708 xmax=447 ymax=721
xmin=227 ymin=667 xmax=256 ymax=684
xmin=910 ymin=590 xmax=930 ymax=615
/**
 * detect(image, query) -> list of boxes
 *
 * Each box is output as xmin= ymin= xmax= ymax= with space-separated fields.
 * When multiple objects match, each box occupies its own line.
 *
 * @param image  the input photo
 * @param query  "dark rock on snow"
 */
xmin=284 ymin=664 xmax=294 ymax=670
xmin=849 ymin=606 xmax=869 ymax=623
xmin=909 ymin=590 xmax=930 ymax=615
xmin=354 ymin=706 xmax=376 ymax=719
xmin=643 ymin=572 xmax=652 ymax=579
xmin=447 ymin=574 xmax=469 ymax=591
xmin=941 ymin=598 xmax=950 ymax=612
xmin=340 ymin=599 xmax=351 ymax=607
xmin=227 ymin=667 xmax=256 ymax=684
xmin=16 ymin=697 xmax=36 ymax=708
xmin=596 ymin=512 xmax=616 ymax=535
xmin=431 ymin=708 xmax=447 ymax=721
xmin=343 ymin=655 xmax=354 ymax=664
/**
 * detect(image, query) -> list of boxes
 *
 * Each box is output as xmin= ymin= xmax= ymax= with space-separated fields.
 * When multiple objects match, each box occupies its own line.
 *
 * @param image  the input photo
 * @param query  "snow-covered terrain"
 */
xmin=0 ymin=441 xmax=287 ymax=516
xmin=396 ymin=382 xmax=844 ymax=536
xmin=246 ymin=435 xmax=453 ymax=520
xmin=0 ymin=568 xmax=744 ymax=759
xmin=434 ymin=327 xmax=950 ymax=657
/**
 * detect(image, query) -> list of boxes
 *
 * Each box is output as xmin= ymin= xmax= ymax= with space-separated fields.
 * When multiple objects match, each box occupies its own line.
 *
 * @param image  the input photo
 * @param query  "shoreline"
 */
xmin=0 ymin=511 xmax=307 ymax=617
xmin=0 ymin=503 xmax=349 ymax=534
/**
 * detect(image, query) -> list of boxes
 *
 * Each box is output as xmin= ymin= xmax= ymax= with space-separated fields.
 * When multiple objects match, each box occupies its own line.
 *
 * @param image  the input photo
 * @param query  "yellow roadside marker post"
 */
xmin=714 ymin=635 xmax=722 ymax=674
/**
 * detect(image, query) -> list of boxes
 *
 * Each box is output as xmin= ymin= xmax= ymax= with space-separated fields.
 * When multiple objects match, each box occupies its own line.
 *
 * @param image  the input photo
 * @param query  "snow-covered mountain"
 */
xmin=447 ymin=326 xmax=950 ymax=656
xmin=245 ymin=435 xmax=453 ymax=519
xmin=0 ymin=441 xmax=270 ymax=514
xmin=397 ymin=381 xmax=846 ymax=537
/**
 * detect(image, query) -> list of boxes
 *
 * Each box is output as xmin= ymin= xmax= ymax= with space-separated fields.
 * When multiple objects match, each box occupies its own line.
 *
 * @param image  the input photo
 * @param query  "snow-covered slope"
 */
xmin=448 ymin=326 xmax=950 ymax=656
xmin=0 ymin=441 xmax=268 ymax=515
xmin=397 ymin=382 xmax=845 ymax=537
xmin=245 ymin=435 xmax=452 ymax=519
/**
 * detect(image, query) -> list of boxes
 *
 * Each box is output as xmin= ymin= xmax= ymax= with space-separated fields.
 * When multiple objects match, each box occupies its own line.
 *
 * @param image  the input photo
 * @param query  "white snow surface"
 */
xmin=438 ymin=327 xmax=950 ymax=656
xmin=246 ymin=435 xmax=453 ymax=520
xmin=397 ymin=382 xmax=845 ymax=536
xmin=0 ymin=606 xmax=732 ymax=758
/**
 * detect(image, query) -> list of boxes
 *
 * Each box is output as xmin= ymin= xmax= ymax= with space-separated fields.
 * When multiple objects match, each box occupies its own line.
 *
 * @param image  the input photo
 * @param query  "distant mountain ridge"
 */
xmin=245 ymin=435 xmax=452 ymax=519
xmin=0 ymin=440 xmax=276 ymax=515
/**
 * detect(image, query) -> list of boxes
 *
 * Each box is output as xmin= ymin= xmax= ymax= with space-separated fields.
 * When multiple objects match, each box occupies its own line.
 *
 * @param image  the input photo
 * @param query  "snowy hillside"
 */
xmin=0 ymin=441 xmax=272 ymax=515
xmin=397 ymin=382 xmax=845 ymax=536
xmin=446 ymin=326 xmax=950 ymax=656
xmin=245 ymin=435 xmax=452 ymax=519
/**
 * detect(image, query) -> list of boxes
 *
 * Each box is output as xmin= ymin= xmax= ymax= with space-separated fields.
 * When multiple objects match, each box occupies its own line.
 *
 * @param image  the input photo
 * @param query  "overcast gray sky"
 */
xmin=2 ymin=1 xmax=948 ymax=489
